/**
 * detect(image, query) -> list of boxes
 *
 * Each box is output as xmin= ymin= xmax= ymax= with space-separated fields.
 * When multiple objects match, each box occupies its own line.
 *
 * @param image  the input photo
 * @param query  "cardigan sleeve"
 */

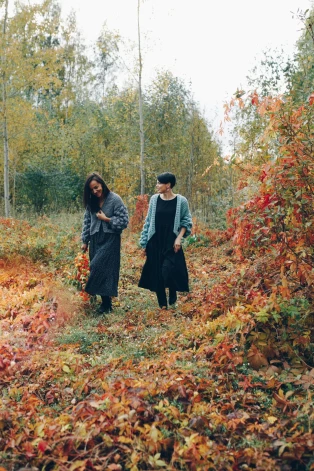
xmin=81 ymin=209 xmax=91 ymax=244
xmin=180 ymin=197 xmax=192 ymax=237
xmin=109 ymin=203 xmax=129 ymax=232
xmin=139 ymin=200 xmax=152 ymax=248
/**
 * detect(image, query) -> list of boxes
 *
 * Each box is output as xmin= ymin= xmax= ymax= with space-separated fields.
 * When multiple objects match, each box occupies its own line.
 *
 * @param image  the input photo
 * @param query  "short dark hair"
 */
xmin=83 ymin=172 xmax=110 ymax=211
xmin=157 ymin=172 xmax=176 ymax=188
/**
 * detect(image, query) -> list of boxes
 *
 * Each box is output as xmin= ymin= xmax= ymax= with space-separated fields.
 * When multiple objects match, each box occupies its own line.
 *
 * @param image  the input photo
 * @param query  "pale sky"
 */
xmin=61 ymin=0 xmax=313 ymax=131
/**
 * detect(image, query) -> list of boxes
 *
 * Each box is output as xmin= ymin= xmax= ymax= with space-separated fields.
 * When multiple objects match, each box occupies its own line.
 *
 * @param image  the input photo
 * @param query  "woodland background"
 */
xmin=0 ymin=0 xmax=223 ymax=225
xmin=0 ymin=1 xmax=314 ymax=470
xmin=0 ymin=1 xmax=311 ymax=227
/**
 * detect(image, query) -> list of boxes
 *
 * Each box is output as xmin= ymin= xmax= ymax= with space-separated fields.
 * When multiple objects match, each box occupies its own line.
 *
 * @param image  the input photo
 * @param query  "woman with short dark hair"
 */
xmin=139 ymin=172 xmax=192 ymax=309
xmin=81 ymin=172 xmax=129 ymax=313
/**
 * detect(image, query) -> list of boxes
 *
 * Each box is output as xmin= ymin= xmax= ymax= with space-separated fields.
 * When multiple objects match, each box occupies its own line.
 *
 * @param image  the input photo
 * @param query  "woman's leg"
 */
xmin=98 ymin=295 xmax=112 ymax=313
xmin=168 ymin=287 xmax=177 ymax=306
xmin=156 ymin=289 xmax=167 ymax=309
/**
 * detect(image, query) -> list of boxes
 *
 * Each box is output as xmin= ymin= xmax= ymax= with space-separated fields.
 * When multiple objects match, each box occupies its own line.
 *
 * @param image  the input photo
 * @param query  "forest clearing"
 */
xmin=1 ymin=0 xmax=314 ymax=469
xmin=0 ymin=210 xmax=313 ymax=470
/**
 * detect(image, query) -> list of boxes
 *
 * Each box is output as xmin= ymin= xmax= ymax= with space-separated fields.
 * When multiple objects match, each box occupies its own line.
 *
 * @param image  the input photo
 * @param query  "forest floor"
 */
xmin=0 ymin=215 xmax=313 ymax=471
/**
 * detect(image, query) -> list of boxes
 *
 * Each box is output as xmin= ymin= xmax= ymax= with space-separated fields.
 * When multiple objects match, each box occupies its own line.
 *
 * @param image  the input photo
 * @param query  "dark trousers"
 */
xmin=156 ymin=287 xmax=176 ymax=308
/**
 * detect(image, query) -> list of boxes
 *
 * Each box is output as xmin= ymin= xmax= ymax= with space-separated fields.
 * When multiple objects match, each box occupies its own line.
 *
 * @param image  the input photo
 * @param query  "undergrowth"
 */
xmin=0 ymin=214 xmax=313 ymax=470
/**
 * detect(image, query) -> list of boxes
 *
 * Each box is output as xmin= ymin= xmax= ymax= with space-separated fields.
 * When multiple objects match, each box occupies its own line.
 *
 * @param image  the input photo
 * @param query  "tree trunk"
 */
xmin=137 ymin=0 xmax=145 ymax=194
xmin=188 ymin=134 xmax=194 ymax=204
xmin=2 ymin=0 xmax=10 ymax=217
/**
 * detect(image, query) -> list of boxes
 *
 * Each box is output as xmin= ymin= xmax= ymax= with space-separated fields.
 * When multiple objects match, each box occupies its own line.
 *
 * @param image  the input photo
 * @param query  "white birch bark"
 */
xmin=137 ymin=0 xmax=145 ymax=195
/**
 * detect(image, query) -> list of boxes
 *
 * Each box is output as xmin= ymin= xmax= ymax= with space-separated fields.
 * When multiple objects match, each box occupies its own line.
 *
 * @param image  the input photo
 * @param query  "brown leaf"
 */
xmin=188 ymin=416 xmax=208 ymax=432
xmin=247 ymin=345 xmax=269 ymax=370
xmin=107 ymin=465 xmax=122 ymax=470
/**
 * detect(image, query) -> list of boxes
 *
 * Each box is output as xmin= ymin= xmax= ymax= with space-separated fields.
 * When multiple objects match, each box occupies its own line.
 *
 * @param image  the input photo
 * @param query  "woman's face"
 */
xmin=89 ymin=179 xmax=103 ymax=199
xmin=156 ymin=180 xmax=170 ymax=194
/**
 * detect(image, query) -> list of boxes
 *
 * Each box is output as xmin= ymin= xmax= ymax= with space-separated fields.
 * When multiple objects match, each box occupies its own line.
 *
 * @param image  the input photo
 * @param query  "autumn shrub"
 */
xmin=229 ymin=97 xmax=314 ymax=284
xmin=186 ymin=226 xmax=230 ymax=248
xmin=129 ymin=194 xmax=149 ymax=233
xmin=70 ymin=252 xmax=90 ymax=301
xmin=0 ymin=214 xmax=80 ymax=270
xmin=249 ymin=295 xmax=313 ymax=365
xmin=223 ymin=94 xmax=314 ymax=365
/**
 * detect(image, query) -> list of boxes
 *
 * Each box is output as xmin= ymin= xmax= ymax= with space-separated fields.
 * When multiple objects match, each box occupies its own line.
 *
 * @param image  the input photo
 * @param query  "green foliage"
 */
xmin=251 ymin=296 xmax=312 ymax=362
xmin=15 ymin=166 xmax=84 ymax=213
xmin=279 ymin=297 xmax=310 ymax=322
xmin=291 ymin=8 xmax=314 ymax=103
xmin=185 ymin=234 xmax=209 ymax=247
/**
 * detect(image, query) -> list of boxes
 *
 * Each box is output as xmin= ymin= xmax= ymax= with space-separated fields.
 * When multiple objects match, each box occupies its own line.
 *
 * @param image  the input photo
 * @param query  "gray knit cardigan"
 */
xmin=81 ymin=192 xmax=129 ymax=244
xmin=139 ymin=194 xmax=192 ymax=248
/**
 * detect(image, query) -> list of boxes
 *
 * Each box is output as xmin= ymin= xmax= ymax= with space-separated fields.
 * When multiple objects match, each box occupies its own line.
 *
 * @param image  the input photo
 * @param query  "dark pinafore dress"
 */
xmin=139 ymin=195 xmax=189 ymax=293
xmin=85 ymin=230 xmax=121 ymax=297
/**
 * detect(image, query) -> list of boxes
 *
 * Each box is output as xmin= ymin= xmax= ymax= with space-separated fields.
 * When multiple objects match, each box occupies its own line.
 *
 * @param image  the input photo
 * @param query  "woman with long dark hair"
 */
xmin=139 ymin=172 xmax=192 ymax=309
xmin=81 ymin=172 xmax=129 ymax=313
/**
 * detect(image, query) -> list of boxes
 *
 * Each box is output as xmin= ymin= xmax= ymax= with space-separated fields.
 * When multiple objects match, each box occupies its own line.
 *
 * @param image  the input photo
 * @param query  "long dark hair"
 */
xmin=83 ymin=172 xmax=110 ymax=212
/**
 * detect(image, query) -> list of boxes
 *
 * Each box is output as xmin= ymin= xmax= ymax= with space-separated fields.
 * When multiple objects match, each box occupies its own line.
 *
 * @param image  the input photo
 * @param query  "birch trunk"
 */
xmin=2 ymin=0 xmax=10 ymax=217
xmin=137 ymin=0 xmax=145 ymax=195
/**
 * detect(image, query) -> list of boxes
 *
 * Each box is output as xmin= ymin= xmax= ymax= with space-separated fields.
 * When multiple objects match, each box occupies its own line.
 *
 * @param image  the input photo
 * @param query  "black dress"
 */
xmin=139 ymin=196 xmax=189 ymax=293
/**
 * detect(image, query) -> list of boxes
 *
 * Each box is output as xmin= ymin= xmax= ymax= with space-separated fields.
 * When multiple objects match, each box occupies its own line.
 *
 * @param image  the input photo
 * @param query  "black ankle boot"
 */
xmin=156 ymin=290 xmax=167 ymax=309
xmin=98 ymin=296 xmax=112 ymax=314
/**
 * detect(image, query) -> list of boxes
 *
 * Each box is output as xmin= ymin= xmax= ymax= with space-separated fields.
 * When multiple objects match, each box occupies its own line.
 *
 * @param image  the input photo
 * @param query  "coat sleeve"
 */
xmin=81 ymin=209 xmax=91 ymax=244
xmin=139 ymin=201 xmax=152 ymax=248
xmin=109 ymin=203 xmax=129 ymax=232
xmin=180 ymin=198 xmax=192 ymax=237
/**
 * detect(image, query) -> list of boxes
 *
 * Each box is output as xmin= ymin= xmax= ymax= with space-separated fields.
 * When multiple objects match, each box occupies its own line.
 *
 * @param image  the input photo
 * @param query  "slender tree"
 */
xmin=137 ymin=0 xmax=145 ymax=194
xmin=94 ymin=24 xmax=120 ymax=100
xmin=1 ymin=0 xmax=10 ymax=216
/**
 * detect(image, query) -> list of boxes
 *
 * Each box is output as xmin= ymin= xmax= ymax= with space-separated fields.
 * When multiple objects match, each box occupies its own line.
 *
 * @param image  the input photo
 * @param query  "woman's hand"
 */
xmin=97 ymin=210 xmax=110 ymax=222
xmin=81 ymin=243 xmax=88 ymax=252
xmin=174 ymin=236 xmax=182 ymax=253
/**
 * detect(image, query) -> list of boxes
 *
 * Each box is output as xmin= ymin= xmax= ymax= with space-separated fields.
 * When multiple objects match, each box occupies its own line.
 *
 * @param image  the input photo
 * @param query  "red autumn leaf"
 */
xmin=38 ymin=440 xmax=49 ymax=453
xmin=251 ymin=92 xmax=259 ymax=106
xmin=308 ymin=92 xmax=314 ymax=105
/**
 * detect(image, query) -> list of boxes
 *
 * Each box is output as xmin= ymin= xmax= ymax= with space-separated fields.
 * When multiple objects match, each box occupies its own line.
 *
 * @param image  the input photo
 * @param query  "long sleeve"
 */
xmin=179 ymin=197 xmax=192 ymax=237
xmin=109 ymin=204 xmax=129 ymax=232
xmin=81 ymin=209 xmax=91 ymax=243
xmin=139 ymin=202 xmax=153 ymax=248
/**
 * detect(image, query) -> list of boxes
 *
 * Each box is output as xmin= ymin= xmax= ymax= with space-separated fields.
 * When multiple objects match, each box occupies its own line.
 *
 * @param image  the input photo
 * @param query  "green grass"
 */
xmin=55 ymin=289 xmax=185 ymax=364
